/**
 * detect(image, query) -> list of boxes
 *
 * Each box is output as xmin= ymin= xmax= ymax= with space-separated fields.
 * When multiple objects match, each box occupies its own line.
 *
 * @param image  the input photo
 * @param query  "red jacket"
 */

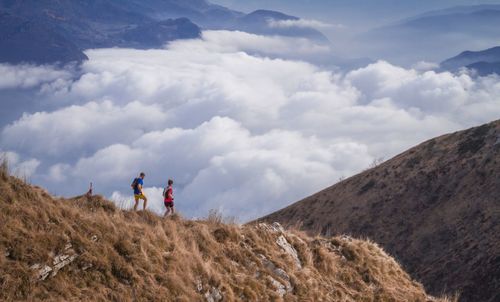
xmin=164 ymin=186 xmax=174 ymax=202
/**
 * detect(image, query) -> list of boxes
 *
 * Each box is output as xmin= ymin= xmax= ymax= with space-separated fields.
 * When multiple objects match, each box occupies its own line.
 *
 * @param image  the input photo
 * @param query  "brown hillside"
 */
xmin=0 ymin=168 xmax=456 ymax=301
xmin=259 ymin=120 xmax=500 ymax=302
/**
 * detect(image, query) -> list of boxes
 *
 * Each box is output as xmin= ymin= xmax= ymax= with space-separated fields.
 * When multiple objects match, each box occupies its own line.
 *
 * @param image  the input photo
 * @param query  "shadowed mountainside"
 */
xmin=259 ymin=120 xmax=500 ymax=302
xmin=0 ymin=0 xmax=202 ymax=64
xmin=0 ymin=0 xmax=327 ymax=65
xmin=0 ymin=167 xmax=455 ymax=301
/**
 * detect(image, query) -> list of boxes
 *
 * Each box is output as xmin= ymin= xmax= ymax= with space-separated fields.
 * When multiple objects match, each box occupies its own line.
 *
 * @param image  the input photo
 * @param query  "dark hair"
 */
xmin=168 ymin=179 xmax=173 ymax=185
xmin=140 ymin=172 xmax=146 ymax=177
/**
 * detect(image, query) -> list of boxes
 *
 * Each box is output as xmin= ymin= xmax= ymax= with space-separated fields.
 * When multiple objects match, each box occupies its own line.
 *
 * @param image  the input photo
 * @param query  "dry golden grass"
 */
xmin=0 ymin=172 xmax=456 ymax=302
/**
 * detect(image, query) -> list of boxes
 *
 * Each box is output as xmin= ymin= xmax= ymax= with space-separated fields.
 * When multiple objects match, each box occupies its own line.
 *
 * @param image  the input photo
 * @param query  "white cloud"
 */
xmin=0 ymin=150 xmax=40 ymax=178
xmin=0 ymin=64 xmax=73 ymax=89
xmin=111 ymin=187 xmax=166 ymax=214
xmin=2 ymin=101 xmax=168 ymax=157
xmin=411 ymin=61 xmax=439 ymax=71
xmin=345 ymin=61 xmax=474 ymax=112
xmin=1 ymin=30 xmax=499 ymax=221
xmin=167 ymin=30 xmax=331 ymax=56
xmin=267 ymin=18 xmax=344 ymax=30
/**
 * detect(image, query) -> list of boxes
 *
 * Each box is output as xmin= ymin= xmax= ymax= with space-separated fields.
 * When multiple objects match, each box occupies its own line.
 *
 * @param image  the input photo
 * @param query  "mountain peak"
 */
xmin=245 ymin=9 xmax=299 ymax=21
xmin=441 ymin=46 xmax=500 ymax=74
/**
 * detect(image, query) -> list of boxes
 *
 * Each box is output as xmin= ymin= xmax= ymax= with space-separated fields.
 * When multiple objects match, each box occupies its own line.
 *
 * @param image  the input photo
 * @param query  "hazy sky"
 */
xmin=211 ymin=0 xmax=500 ymax=63
xmin=212 ymin=0 xmax=500 ymax=27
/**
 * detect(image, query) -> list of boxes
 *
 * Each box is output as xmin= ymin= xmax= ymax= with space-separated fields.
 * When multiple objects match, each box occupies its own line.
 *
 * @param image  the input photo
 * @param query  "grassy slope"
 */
xmin=0 ymin=170 xmax=453 ymax=301
xmin=258 ymin=120 xmax=500 ymax=302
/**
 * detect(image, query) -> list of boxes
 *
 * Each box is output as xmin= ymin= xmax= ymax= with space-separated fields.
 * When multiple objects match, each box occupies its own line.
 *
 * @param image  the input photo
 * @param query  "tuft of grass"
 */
xmin=207 ymin=209 xmax=224 ymax=225
xmin=0 ymin=155 xmax=9 ymax=181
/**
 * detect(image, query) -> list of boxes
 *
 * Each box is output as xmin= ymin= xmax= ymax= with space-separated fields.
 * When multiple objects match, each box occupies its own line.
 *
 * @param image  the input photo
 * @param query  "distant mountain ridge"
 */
xmin=405 ymin=4 xmax=500 ymax=21
xmin=401 ymin=4 xmax=500 ymax=23
xmin=441 ymin=46 xmax=500 ymax=75
xmin=360 ymin=5 xmax=500 ymax=65
xmin=229 ymin=9 xmax=329 ymax=43
xmin=0 ymin=0 xmax=328 ymax=64
xmin=259 ymin=120 xmax=500 ymax=302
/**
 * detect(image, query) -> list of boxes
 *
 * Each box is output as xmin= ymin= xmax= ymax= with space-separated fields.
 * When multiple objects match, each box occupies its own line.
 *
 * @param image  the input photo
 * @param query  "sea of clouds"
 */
xmin=1 ymin=30 xmax=499 ymax=221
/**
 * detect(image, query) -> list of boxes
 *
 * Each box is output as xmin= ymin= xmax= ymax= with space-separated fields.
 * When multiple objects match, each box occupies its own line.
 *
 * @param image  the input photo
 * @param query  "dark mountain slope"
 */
xmin=117 ymin=18 xmax=201 ymax=48
xmin=0 ymin=0 xmax=328 ymax=64
xmin=0 ymin=0 xmax=203 ymax=64
xmin=0 ymin=11 xmax=88 ymax=64
xmin=466 ymin=61 xmax=500 ymax=76
xmin=259 ymin=120 xmax=500 ymax=302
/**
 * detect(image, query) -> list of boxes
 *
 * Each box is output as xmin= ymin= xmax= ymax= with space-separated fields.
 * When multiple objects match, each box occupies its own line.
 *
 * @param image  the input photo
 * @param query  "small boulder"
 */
xmin=276 ymin=235 xmax=302 ymax=269
xmin=267 ymin=276 xmax=287 ymax=298
xmin=204 ymin=286 xmax=223 ymax=302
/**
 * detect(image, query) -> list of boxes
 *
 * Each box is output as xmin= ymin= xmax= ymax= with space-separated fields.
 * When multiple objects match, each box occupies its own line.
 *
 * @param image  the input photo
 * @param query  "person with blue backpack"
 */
xmin=131 ymin=172 xmax=147 ymax=211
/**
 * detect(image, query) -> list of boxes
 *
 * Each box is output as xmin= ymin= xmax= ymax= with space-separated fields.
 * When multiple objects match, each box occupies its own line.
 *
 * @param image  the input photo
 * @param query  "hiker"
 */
xmin=163 ymin=179 xmax=175 ymax=217
xmin=131 ymin=172 xmax=147 ymax=211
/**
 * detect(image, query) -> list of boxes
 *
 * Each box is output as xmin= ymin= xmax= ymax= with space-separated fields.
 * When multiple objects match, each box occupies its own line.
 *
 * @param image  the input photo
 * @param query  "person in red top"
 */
xmin=163 ymin=179 xmax=175 ymax=217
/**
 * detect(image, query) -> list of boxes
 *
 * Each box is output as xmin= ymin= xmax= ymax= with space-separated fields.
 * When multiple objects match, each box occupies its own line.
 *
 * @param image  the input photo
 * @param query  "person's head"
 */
xmin=139 ymin=172 xmax=145 ymax=179
xmin=168 ymin=179 xmax=173 ymax=186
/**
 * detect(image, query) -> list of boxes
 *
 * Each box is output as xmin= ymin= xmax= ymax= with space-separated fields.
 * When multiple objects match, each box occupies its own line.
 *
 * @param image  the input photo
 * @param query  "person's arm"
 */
xmin=168 ymin=188 xmax=173 ymax=200
xmin=138 ymin=183 xmax=144 ymax=194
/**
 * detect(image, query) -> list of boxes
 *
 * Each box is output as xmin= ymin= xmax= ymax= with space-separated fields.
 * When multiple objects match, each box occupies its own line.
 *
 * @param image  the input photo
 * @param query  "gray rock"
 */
xmin=258 ymin=254 xmax=293 ymax=292
xmin=81 ymin=262 xmax=93 ymax=271
xmin=276 ymin=235 xmax=302 ymax=269
xmin=267 ymin=276 xmax=287 ymax=298
xmin=274 ymin=267 xmax=290 ymax=282
xmin=271 ymin=222 xmax=285 ymax=233
xmin=204 ymin=287 xmax=223 ymax=302
xmin=52 ymin=253 xmax=78 ymax=277
xmin=340 ymin=235 xmax=353 ymax=242
xmin=195 ymin=278 xmax=203 ymax=293
xmin=258 ymin=222 xmax=286 ymax=234
xmin=31 ymin=264 xmax=53 ymax=281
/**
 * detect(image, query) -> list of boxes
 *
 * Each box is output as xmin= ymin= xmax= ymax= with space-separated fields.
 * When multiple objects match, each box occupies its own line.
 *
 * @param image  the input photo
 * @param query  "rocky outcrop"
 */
xmin=276 ymin=235 xmax=302 ymax=269
xmin=29 ymin=237 xmax=101 ymax=282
